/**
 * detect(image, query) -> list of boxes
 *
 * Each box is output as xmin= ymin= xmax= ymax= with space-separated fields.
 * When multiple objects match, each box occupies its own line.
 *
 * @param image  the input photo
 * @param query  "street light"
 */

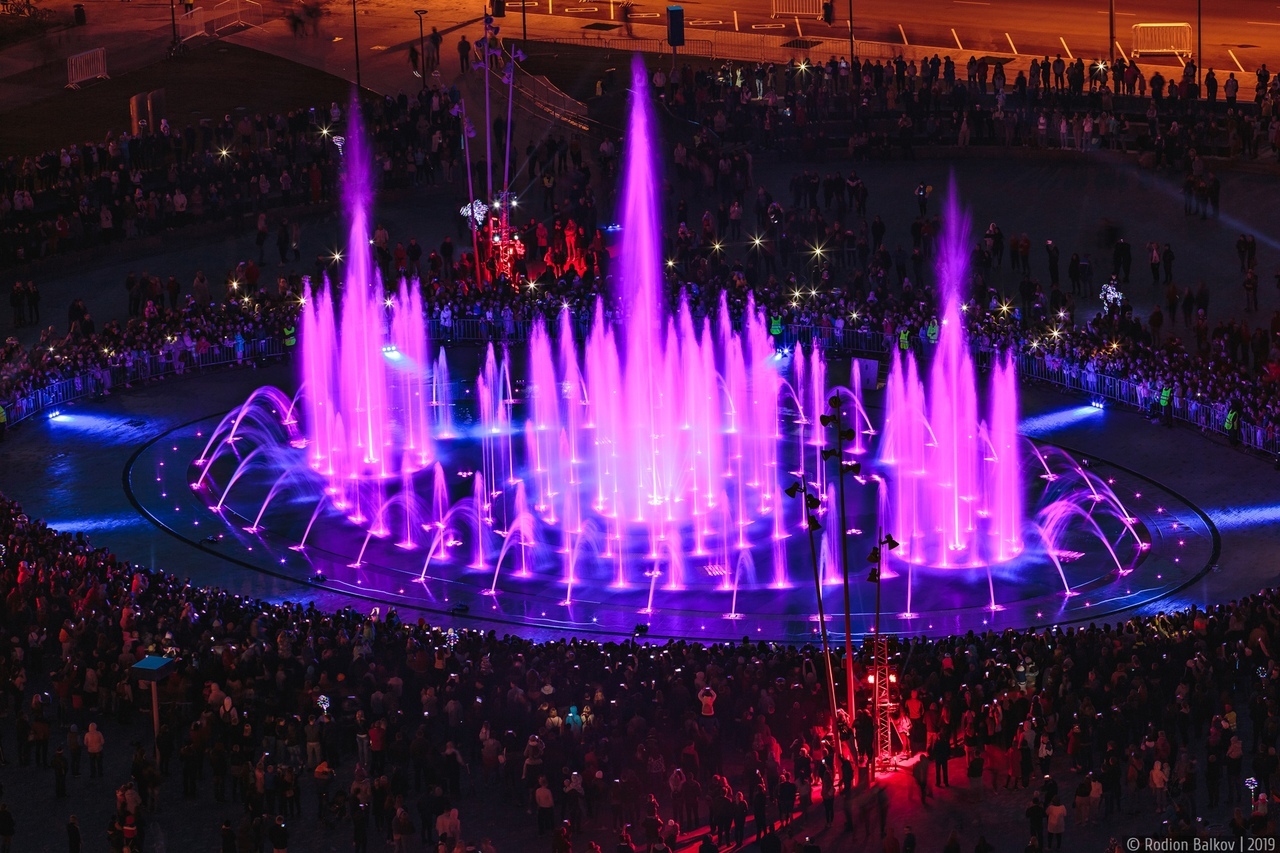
xmin=415 ymin=9 xmax=429 ymax=91
xmin=822 ymin=394 xmax=863 ymax=775
xmin=352 ymin=0 xmax=362 ymax=89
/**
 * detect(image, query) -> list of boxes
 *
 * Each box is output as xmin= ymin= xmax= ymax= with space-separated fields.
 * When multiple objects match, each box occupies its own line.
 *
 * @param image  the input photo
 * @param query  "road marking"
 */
xmin=563 ymin=6 xmax=597 ymax=12
xmin=1245 ymin=20 xmax=1280 ymax=25
xmin=951 ymin=27 xmax=962 ymax=50
xmin=898 ymin=22 xmax=908 ymax=45
xmin=1060 ymin=36 xmax=1073 ymax=59
xmin=1114 ymin=39 xmax=1129 ymax=62
xmin=1005 ymin=31 xmax=1017 ymax=54
xmin=1228 ymin=48 xmax=1246 ymax=72
xmin=953 ymin=1 xmax=989 ymax=4
xmin=629 ymin=10 xmax=658 ymax=16
xmin=733 ymin=9 xmax=738 ymax=30
xmin=1096 ymin=10 xmax=1135 ymax=14
xmin=688 ymin=18 xmax=722 ymax=25
xmin=752 ymin=23 xmax=785 ymax=29
xmin=507 ymin=1 xmax=537 ymax=5
xmin=795 ymin=15 xmax=803 ymax=38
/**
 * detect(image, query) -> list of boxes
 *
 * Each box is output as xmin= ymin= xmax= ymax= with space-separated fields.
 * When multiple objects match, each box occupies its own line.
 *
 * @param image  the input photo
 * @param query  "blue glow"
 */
xmin=44 ymin=513 xmax=144 ymax=533
xmin=45 ymin=411 xmax=145 ymax=443
xmin=1204 ymin=504 xmax=1280 ymax=530
xmin=1019 ymin=405 xmax=1103 ymax=437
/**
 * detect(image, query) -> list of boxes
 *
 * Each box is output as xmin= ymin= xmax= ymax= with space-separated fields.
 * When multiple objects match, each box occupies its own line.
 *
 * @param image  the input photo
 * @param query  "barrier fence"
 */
xmin=3 ymin=337 xmax=285 ymax=428
xmin=8 ymin=320 xmax=1273 ymax=458
xmin=177 ymin=8 xmax=205 ymax=41
xmin=65 ymin=47 xmax=108 ymax=90
xmin=770 ymin=0 xmax=823 ymax=19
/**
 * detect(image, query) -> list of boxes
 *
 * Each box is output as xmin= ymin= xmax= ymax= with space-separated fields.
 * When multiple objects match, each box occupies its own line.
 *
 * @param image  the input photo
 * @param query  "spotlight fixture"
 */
xmin=807 ymin=516 xmax=822 ymax=532
xmin=819 ymin=414 xmax=835 ymax=427
xmin=784 ymin=482 xmax=802 ymax=499
xmin=311 ymin=572 xmax=328 ymax=584
xmin=632 ymin=623 xmax=649 ymax=637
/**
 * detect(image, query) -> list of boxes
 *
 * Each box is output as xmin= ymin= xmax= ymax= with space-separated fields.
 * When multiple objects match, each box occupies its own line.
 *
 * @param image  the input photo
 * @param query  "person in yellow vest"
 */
xmin=770 ymin=315 xmax=783 ymax=346
xmin=1224 ymin=400 xmax=1242 ymax=447
xmin=283 ymin=323 xmax=298 ymax=362
xmin=926 ymin=318 xmax=939 ymax=345
xmin=898 ymin=326 xmax=911 ymax=354
xmin=1158 ymin=384 xmax=1173 ymax=427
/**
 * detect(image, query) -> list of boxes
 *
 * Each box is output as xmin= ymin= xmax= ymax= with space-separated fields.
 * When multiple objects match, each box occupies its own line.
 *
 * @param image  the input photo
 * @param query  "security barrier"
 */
xmin=6 ymin=316 xmax=1274 ymax=459
xmin=177 ymin=8 xmax=205 ymax=41
xmin=1131 ymin=23 xmax=1193 ymax=60
xmin=65 ymin=47 xmax=108 ymax=90
xmin=770 ymin=0 xmax=823 ymax=19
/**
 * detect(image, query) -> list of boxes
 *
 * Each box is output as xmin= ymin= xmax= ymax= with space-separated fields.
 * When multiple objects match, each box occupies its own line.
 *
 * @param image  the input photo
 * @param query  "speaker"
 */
xmin=666 ymin=5 xmax=683 ymax=47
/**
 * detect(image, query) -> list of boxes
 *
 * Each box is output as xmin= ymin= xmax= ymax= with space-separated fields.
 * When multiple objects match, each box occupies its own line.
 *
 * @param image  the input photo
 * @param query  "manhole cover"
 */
xmin=583 ymin=22 xmax=620 ymax=30
xmin=781 ymin=38 xmax=822 ymax=50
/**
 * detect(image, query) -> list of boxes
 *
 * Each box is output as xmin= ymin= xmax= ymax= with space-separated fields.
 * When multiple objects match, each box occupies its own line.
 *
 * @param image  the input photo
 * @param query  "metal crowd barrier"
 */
xmin=1 ymin=337 xmax=285 ymax=428
xmin=9 ymin=318 xmax=1274 ymax=458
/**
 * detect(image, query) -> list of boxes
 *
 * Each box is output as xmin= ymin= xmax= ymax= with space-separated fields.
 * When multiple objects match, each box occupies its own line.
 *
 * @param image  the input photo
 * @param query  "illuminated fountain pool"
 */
xmin=127 ymin=60 xmax=1215 ymax=640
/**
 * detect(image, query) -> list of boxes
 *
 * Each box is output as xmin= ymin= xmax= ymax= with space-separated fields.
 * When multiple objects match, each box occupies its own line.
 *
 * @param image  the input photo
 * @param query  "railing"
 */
xmin=10 ymin=318 xmax=1274 ymax=459
xmin=177 ymin=8 xmax=205 ymax=41
xmin=2 ymin=337 xmax=285 ymax=428
xmin=770 ymin=0 xmax=823 ymax=18
xmin=66 ymin=48 xmax=109 ymax=90
xmin=207 ymin=0 xmax=262 ymax=32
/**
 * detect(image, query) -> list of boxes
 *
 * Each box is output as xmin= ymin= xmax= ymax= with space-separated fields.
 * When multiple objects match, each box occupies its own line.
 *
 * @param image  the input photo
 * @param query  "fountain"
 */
xmin=164 ymin=60 xmax=1211 ymax=639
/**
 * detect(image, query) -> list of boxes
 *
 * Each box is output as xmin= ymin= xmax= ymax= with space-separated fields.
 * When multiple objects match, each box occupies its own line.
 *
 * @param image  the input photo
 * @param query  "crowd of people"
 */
xmin=651 ymin=49 xmax=1280 ymax=170
xmin=0 ymin=444 xmax=1275 ymax=852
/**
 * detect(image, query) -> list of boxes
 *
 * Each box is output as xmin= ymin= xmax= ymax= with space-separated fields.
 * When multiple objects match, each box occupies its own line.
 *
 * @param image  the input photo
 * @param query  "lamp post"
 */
xmin=846 ymin=0 xmax=855 ymax=77
xmin=352 ymin=0 xmax=362 ymax=89
xmin=1108 ymin=0 xmax=1115 ymax=71
xmin=786 ymin=470 xmax=841 ymax=789
xmin=415 ymin=9 xmax=429 ymax=91
xmin=821 ymin=394 xmax=862 ymax=742
xmin=1196 ymin=0 xmax=1201 ymax=87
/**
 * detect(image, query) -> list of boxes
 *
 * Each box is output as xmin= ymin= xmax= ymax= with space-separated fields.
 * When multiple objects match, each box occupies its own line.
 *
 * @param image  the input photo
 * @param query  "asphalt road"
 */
xmin=518 ymin=0 xmax=1280 ymax=71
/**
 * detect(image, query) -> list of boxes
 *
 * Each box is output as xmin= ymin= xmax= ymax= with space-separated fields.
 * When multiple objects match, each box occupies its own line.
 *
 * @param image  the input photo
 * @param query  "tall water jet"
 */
xmin=880 ymin=187 xmax=1022 ymax=568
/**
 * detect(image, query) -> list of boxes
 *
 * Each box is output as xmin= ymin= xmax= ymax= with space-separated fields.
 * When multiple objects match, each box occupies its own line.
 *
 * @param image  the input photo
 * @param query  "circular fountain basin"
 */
xmin=127 ymin=412 xmax=1215 ymax=643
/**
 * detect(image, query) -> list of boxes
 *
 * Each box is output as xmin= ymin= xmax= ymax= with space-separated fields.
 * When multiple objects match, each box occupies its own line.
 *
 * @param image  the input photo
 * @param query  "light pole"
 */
xmin=785 ymin=471 xmax=842 ymax=790
xmin=352 ymin=0 xmax=362 ymax=89
xmin=415 ymin=9 xmax=429 ymax=91
xmin=1108 ymin=0 xmax=1115 ymax=72
xmin=846 ymin=0 xmax=854 ymax=79
xmin=821 ymin=394 xmax=862 ymax=744
xmin=1196 ymin=0 xmax=1201 ymax=88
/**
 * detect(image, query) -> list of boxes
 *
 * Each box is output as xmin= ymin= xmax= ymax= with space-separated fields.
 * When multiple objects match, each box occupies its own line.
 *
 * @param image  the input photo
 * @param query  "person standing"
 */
xmin=1025 ymin=795 xmax=1046 ymax=849
xmin=268 ymin=815 xmax=289 ymax=853
xmin=458 ymin=36 xmax=471 ymax=75
xmin=52 ymin=747 xmax=68 ymax=798
xmin=67 ymin=816 xmax=81 ymax=853
xmin=1045 ymin=796 xmax=1066 ymax=849
xmin=84 ymin=723 xmax=104 ymax=779
xmin=0 ymin=804 xmax=14 ymax=853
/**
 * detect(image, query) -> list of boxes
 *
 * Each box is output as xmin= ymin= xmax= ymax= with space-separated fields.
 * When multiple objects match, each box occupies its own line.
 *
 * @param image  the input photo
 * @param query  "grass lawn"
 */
xmin=0 ymin=41 xmax=353 ymax=156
